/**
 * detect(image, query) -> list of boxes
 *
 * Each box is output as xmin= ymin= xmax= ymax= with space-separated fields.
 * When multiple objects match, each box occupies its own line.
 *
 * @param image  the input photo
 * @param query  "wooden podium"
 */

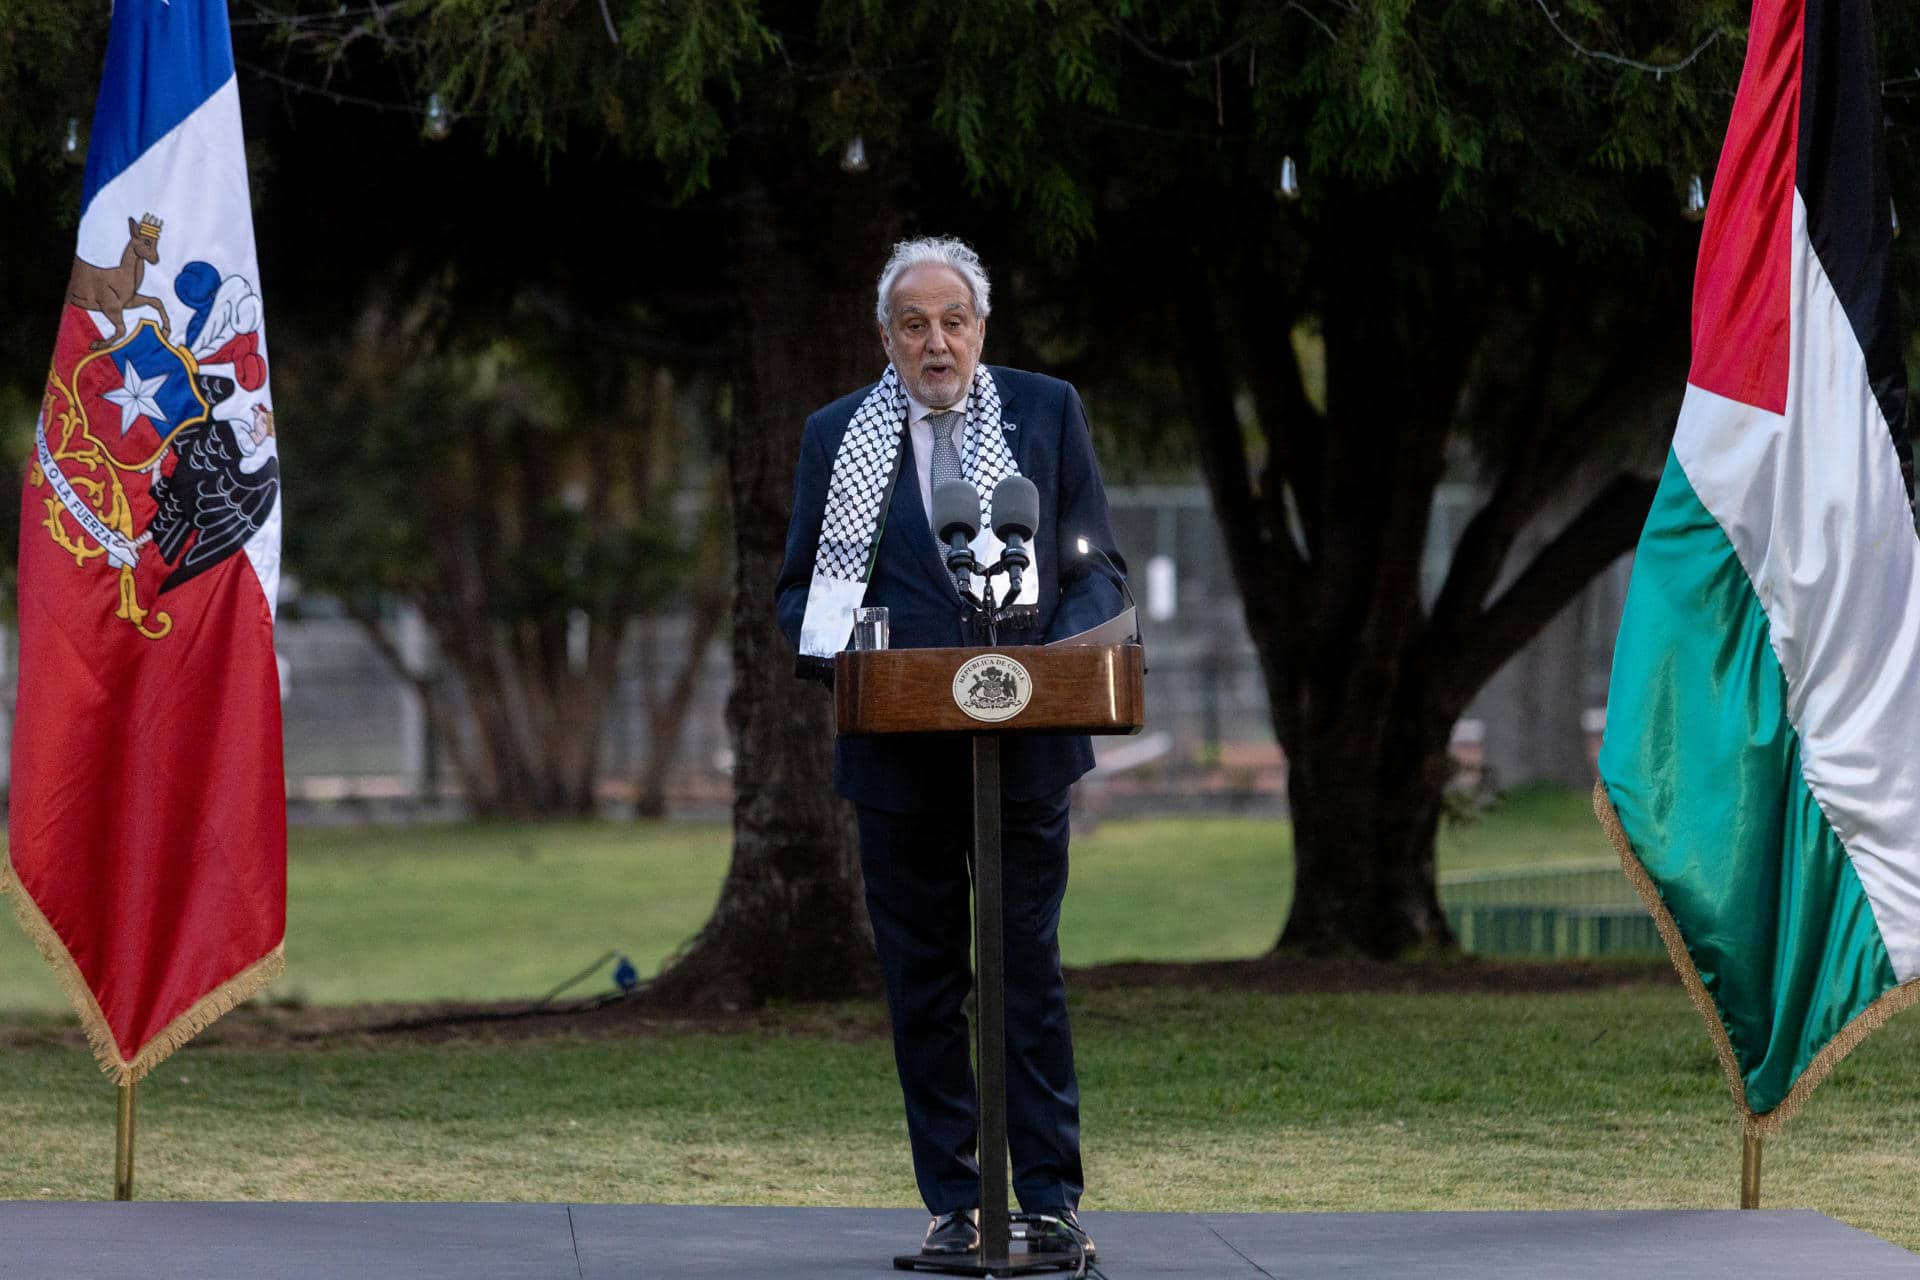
xmin=836 ymin=642 xmax=1145 ymax=1275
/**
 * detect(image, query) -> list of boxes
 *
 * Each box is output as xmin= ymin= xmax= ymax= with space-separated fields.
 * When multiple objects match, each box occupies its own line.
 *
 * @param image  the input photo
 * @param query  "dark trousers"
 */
xmin=856 ymin=789 xmax=1084 ymax=1217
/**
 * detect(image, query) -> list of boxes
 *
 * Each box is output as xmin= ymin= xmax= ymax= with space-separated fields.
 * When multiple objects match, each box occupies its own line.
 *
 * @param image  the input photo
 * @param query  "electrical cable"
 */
xmin=1007 ymin=1211 xmax=1105 ymax=1279
xmin=537 ymin=950 xmax=619 ymax=1005
xmin=322 ymin=950 xmax=638 ymax=1041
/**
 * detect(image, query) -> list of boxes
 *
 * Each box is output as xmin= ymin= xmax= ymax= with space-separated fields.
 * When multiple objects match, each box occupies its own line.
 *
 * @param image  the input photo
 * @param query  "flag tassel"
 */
xmin=1594 ymin=781 xmax=1920 ymax=1136
xmin=3 ymin=862 xmax=285 ymax=1085
xmin=114 ymin=1082 xmax=137 ymax=1201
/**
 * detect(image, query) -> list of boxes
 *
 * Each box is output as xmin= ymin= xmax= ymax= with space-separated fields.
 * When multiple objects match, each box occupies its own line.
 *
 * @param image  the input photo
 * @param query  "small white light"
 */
xmin=1682 ymin=173 xmax=1707 ymax=223
xmin=840 ymin=136 xmax=869 ymax=174
xmin=1275 ymin=154 xmax=1301 ymax=202
xmin=1076 ymin=537 xmax=1090 ymax=554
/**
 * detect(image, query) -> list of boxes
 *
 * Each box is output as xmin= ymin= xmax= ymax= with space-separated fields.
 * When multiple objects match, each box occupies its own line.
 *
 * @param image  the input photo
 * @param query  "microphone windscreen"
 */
xmin=932 ymin=480 xmax=982 ymax=541
xmin=991 ymin=475 xmax=1040 ymax=540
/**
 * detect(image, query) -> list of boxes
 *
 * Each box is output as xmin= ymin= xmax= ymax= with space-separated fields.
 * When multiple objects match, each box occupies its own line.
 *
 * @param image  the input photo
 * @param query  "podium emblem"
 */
xmin=953 ymin=653 xmax=1032 ymax=723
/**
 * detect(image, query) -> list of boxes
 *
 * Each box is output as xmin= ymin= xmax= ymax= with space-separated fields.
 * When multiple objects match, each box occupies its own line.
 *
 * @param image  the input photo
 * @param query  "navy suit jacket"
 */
xmin=775 ymin=366 xmax=1128 ymax=812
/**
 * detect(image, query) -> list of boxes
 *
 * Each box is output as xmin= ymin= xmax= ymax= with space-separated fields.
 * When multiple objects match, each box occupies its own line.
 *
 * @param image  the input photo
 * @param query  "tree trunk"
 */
xmin=633 ymin=587 xmax=725 ymax=819
xmin=1277 ymin=696 xmax=1456 ymax=956
xmin=349 ymin=593 xmax=627 ymax=821
xmin=647 ymin=178 xmax=894 ymax=1006
xmin=635 ymin=481 xmax=732 ymax=820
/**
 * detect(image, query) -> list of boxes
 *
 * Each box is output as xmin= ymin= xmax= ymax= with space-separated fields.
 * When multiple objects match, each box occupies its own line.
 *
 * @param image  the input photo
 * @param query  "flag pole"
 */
xmin=114 ymin=1082 xmax=137 ymax=1201
xmin=1739 ymin=1131 xmax=1762 ymax=1209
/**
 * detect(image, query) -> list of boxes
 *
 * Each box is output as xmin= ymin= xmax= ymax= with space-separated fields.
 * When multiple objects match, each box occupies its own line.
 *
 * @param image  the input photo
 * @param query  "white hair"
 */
xmin=875 ymin=236 xmax=992 ymax=328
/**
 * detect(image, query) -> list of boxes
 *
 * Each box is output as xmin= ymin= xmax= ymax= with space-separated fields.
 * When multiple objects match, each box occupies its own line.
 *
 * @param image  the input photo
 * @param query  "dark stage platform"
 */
xmin=0 ymin=1203 xmax=1914 ymax=1278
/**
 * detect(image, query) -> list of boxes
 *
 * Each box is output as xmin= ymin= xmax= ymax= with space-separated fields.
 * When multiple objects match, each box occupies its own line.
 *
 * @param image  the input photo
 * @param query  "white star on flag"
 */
xmin=102 ymin=359 xmax=170 ymax=436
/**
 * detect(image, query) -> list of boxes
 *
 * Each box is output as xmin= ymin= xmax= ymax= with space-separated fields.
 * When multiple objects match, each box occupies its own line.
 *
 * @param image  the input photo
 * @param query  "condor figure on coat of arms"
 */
xmin=34 ymin=211 xmax=280 ymax=641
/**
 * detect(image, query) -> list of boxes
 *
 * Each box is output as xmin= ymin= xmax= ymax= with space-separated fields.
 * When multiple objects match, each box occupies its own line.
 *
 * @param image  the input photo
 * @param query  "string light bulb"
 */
xmin=1682 ymin=173 xmax=1707 ymax=222
xmin=840 ymin=135 xmax=870 ymax=174
xmin=423 ymin=93 xmax=452 ymax=141
xmin=1274 ymin=154 xmax=1301 ymax=202
xmin=63 ymin=117 xmax=80 ymax=155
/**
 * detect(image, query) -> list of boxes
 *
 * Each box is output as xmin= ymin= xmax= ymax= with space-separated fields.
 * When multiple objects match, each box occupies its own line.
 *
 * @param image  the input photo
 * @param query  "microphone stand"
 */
xmin=961 ymin=559 xmax=1038 ymax=647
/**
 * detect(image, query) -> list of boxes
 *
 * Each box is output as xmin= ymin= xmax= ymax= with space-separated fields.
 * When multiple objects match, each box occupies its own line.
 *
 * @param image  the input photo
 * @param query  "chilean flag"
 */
xmin=1598 ymin=0 xmax=1917 ymax=1133
xmin=3 ymin=0 xmax=286 ymax=1084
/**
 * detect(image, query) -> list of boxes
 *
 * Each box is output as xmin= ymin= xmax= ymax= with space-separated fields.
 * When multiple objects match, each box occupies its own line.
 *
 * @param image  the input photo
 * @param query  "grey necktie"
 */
xmin=927 ymin=410 xmax=968 ymax=588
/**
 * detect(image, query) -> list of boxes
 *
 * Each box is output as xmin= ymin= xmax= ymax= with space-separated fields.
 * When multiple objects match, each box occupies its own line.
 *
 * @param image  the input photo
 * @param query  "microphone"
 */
xmin=932 ymin=479 xmax=981 ymax=584
xmin=991 ymin=475 xmax=1039 ymax=599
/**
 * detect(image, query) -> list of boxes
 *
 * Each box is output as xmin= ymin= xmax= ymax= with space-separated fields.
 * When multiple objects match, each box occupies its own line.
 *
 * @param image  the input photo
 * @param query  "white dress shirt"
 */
xmin=904 ymin=390 xmax=965 ymax=533
xmin=901 ymin=389 xmax=1038 ymax=607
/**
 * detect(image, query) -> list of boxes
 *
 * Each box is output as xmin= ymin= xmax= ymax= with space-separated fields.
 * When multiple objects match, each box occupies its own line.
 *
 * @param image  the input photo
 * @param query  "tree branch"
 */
xmin=1430 ymin=274 xmax=1683 ymax=657
xmin=1436 ymin=472 xmax=1657 ymax=711
xmin=1114 ymin=22 xmax=1252 ymax=72
xmin=637 ymin=577 xmax=728 ymax=817
xmin=1426 ymin=467 xmax=1551 ymax=657
xmin=341 ymin=597 xmax=485 ymax=798
xmin=1235 ymin=270 xmax=1322 ymax=562
xmin=1530 ymin=0 xmax=1727 ymax=77
xmin=1169 ymin=264 xmax=1308 ymax=618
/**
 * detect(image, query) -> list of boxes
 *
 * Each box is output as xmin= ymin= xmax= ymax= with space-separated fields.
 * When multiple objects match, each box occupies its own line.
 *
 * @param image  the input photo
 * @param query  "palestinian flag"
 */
xmin=3 ymin=0 xmax=286 ymax=1084
xmin=1596 ymin=0 xmax=1915 ymax=1132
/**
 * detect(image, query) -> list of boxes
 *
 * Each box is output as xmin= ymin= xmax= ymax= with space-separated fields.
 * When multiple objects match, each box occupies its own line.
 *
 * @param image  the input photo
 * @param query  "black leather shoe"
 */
xmin=1035 ymin=1209 xmax=1096 ymax=1263
xmin=921 ymin=1208 xmax=980 ymax=1256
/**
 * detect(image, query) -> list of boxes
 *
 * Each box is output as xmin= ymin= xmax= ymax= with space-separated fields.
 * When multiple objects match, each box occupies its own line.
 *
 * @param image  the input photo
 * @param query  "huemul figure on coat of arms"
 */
xmin=36 ymin=210 xmax=280 ymax=640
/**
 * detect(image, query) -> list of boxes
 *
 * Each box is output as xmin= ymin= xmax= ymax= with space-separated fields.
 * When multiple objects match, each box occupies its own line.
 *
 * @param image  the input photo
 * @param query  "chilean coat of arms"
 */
xmin=952 ymin=653 xmax=1033 ymax=723
xmin=34 ymin=211 xmax=281 ymax=640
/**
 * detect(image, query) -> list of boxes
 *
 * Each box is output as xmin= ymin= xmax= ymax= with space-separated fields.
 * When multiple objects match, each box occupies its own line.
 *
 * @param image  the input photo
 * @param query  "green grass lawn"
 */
xmin=1434 ymin=783 xmax=1617 ymax=871
xmin=2 ymin=790 xmax=1916 ymax=1250
xmin=0 ymin=787 xmax=1616 ymax=1013
xmin=3 ymin=987 xmax=1918 ymax=1250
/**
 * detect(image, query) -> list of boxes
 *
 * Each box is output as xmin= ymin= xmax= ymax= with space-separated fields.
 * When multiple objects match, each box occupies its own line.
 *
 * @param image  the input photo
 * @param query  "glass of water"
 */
xmin=852 ymin=606 xmax=890 ymax=650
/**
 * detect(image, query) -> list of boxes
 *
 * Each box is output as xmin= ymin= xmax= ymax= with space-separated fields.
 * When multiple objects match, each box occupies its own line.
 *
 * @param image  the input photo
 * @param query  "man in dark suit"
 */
xmin=775 ymin=236 xmax=1127 ymax=1260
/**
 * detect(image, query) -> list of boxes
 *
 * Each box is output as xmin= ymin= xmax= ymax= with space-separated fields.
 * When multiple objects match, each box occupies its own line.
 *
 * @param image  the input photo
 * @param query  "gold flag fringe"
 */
xmin=2 ymin=858 xmax=284 ymax=1086
xmin=1592 ymin=778 xmax=1920 ymax=1138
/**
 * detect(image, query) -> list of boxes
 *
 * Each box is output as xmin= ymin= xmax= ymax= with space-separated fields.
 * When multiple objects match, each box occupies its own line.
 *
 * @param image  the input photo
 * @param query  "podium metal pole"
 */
xmin=896 ymin=731 xmax=1075 ymax=1274
xmin=972 ymin=734 xmax=1011 ymax=1265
